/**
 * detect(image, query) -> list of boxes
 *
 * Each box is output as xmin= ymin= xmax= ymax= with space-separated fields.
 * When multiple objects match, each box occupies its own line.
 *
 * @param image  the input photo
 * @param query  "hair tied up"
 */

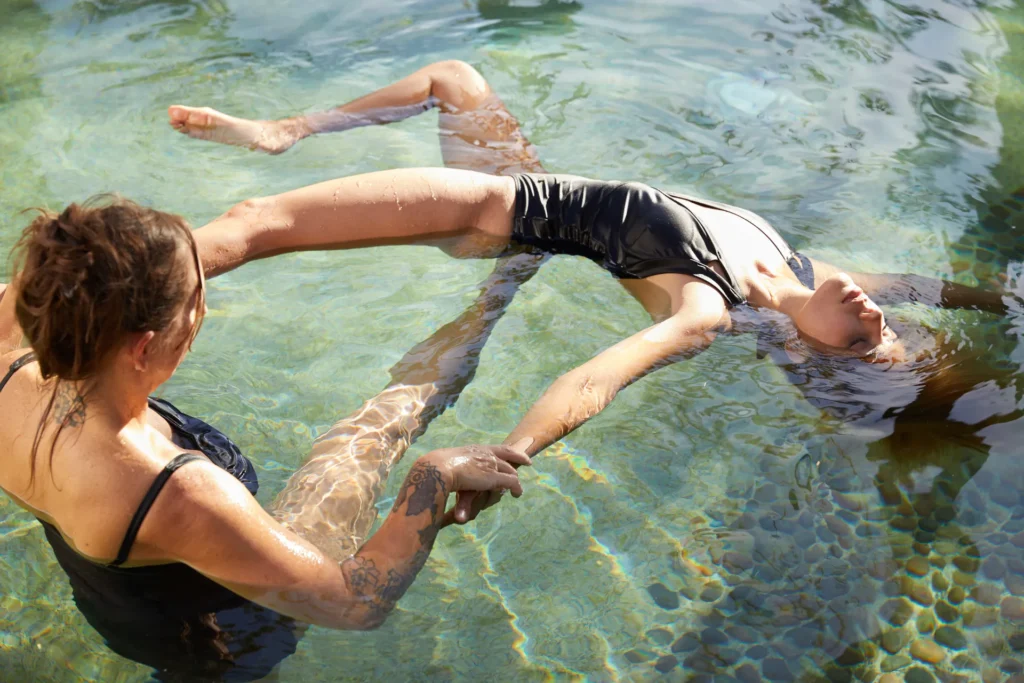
xmin=50 ymin=212 xmax=95 ymax=299
xmin=13 ymin=195 xmax=202 ymax=383
xmin=12 ymin=195 xmax=205 ymax=490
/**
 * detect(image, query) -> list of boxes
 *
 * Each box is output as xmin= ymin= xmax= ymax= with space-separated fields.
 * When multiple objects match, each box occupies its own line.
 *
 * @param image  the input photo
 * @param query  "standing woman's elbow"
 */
xmin=351 ymin=611 xmax=388 ymax=631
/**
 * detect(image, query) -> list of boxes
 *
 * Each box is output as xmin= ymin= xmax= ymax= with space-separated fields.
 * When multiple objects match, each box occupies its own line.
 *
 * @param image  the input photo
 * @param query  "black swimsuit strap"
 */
xmin=0 ymin=352 xmax=36 ymax=394
xmin=111 ymin=453 xmax=206 ymax=567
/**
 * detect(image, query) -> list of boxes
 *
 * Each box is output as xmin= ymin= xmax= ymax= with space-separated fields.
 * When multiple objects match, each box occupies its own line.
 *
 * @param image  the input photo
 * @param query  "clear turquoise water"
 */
xmin=2 ymin=0 xmax=1024 ymax=681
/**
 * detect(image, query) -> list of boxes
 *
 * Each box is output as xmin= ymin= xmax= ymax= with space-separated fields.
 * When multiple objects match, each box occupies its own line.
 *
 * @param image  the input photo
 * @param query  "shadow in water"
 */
xmin=473 ymin=0 xmax=582 ymax=42
xmin=639 ymin=300 xmax=1023 ymax=678
xmin=948 ymin=4 xmax=1024 ymax=285
xmin=68 ymin=0 xmax=233 ymax=35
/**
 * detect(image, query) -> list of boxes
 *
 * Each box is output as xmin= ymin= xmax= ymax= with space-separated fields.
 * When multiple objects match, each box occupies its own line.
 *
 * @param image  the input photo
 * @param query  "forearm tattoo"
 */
xmin=342 ymin=548 xmax=431 ymax=621
xmin=393 ymin=461 xmax=447 ymax=518
xmin=342 ymin=461 xmax=448 ymax=621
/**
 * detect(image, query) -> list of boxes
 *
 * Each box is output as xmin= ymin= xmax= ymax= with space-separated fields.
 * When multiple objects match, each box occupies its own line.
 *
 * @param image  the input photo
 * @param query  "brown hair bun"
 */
xmin=13 ymin=196 xmax=203 ymax=380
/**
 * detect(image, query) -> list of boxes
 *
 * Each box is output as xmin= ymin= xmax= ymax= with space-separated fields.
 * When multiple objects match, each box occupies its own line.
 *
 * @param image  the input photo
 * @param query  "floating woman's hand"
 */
xmin=444 ymin=438 xmax=534 ymax=526
xmin=426 ymin=442 xmax=531 ymax=527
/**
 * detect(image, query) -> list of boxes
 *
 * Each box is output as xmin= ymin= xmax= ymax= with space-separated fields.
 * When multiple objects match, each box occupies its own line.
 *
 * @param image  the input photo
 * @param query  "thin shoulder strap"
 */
xmin=0 ymin=352 xmax=36 ymax=394
xmin=110 ymin=453 xmax=206 ymax=567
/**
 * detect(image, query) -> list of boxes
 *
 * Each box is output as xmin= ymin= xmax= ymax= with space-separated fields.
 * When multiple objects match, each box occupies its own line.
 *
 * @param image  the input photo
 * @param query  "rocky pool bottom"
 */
xmin=620 ymin=452 xmax=1024 ymax=682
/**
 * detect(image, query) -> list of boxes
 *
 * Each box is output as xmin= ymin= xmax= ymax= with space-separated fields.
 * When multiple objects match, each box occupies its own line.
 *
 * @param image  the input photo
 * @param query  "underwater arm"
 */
xmin=853 ymin=271 xmax=1007 ymax=314
xmin=269 ymin=251 xmax=546 ymax=555
xmin=810 ymin=258 xmax=1010 ymax=314
xmin=193 ymin=167 xmax=514 ymax=278
xmin=503 ymin=283 xmax=726 ymax=457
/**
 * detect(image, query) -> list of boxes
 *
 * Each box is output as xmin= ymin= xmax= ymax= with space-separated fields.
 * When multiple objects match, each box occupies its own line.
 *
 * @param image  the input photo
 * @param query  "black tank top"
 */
xmin=0 ymin=354 xmax=297 ymax=680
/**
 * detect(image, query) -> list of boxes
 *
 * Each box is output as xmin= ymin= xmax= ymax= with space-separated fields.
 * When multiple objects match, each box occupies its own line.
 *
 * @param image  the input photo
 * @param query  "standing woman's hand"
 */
xmin=445 ymin=437 xmax=534 ymax=526
xmin=418 ymin=443 xmax=531 ymax=528
xmin=0 ymin=283 xmax=7 ymax=303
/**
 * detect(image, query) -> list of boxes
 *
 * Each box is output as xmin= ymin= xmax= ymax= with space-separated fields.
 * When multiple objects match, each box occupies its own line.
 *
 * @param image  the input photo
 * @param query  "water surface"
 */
xmin=1 ymin=0 xmax=1024 ymax=680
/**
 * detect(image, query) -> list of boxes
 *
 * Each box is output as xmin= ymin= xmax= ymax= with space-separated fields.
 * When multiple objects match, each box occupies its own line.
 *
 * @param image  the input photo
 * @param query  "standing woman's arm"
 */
xmin=150 ymin=443 xmax=528 ymax=630
xmin=193 ymin=167 xmax=515 ymax=279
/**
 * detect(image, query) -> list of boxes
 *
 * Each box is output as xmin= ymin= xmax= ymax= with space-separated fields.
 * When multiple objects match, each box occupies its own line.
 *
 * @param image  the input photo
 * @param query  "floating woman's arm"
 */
xmin=504 ymin=282 xmax=727 ymax=457
xmin=853 ymin=272 xmax=1008 ymax=313
xmin=193 ymin=167 xmax=514 ymax=278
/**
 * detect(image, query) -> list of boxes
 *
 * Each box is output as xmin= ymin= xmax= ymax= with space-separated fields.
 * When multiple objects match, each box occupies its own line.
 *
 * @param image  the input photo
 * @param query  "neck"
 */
xmin=748 ymin=272 xmax=814 ymax=320
xmin=83 ymin=365 xmax=152 ymax=428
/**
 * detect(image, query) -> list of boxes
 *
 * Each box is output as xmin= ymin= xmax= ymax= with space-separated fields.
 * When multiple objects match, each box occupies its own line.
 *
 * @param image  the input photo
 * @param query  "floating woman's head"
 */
xmin=13 ymin=196 xmax=205 ymax=387
xmin=790 ymin=272 xmax=901 ymax=360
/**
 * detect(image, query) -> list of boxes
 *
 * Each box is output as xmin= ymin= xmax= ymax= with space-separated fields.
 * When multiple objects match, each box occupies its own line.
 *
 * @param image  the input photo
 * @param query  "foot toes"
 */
xmin=186 ymin=108 xmax=212 ymax=128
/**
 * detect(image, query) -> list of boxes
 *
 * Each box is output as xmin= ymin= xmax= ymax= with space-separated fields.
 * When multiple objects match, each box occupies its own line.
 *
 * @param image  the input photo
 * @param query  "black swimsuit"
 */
xmin=0 ymin=354 xmax=298 ymax=682
xmin=510 ymin=173 xmax=816 ymax=303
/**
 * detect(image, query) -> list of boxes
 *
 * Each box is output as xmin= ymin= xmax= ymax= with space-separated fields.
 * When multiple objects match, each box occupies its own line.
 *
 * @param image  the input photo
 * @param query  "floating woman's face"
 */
xmin=793 ymin=273 xmax=899 ymax=358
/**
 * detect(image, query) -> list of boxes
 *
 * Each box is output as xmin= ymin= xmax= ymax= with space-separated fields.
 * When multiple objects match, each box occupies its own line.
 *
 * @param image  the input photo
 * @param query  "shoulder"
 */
xmin=64 ymin=455 xmax=253 ymax=564
xmin=133 ymin=457 xmax=266 ymax=559
xmin=0 ymin=350 xmax=40 ymax=458
xmin=0 ymin=348 xmax=35 ymax=374
xmin=676 ymin=279 xmax=730 ymax=331
xmin=24 ymin=436 xmax=172 ymax=561
xmin=0 ymin=280 xmax=26 ymax=356
xmin=156 ymin=457 xmax=254 ymax=512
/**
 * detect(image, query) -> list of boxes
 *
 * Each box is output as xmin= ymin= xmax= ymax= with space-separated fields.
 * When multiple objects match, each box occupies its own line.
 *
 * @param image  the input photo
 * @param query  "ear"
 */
xmin=129 ymin=331 xmax=157 ymax=372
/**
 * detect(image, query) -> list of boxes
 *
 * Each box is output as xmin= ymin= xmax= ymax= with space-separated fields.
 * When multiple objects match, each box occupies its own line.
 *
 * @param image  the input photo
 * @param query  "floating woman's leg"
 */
xmin=191 ymin=61 xmax=547 ymax=271
xmin=270 ymin=250 xmax=546 ymax=560
xmin=168 ymin=59 xmax=540 ymax=170
xmin=428 ymin=63 xmax=546 ymax=175
xmin=200 ymin=62 xmax=551 ymax=555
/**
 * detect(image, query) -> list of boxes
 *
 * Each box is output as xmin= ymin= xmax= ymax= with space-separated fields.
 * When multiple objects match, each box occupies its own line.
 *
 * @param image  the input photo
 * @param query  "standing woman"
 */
xmin=0 ymin=64 xmax=550 ymax=679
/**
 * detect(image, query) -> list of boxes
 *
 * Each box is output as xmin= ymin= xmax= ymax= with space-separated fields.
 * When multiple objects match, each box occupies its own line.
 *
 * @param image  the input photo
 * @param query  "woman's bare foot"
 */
xmin=167 ymin=105 xmax=306 ymax=155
